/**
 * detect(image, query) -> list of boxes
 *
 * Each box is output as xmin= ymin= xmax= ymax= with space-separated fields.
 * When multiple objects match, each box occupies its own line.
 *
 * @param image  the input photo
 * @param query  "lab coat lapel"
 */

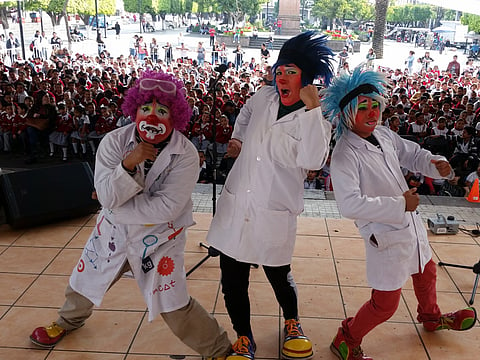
xmin=344 ymin=130 xmax=383 ymax=154
xmin=144 ymin=131 xmax=183 ymax=189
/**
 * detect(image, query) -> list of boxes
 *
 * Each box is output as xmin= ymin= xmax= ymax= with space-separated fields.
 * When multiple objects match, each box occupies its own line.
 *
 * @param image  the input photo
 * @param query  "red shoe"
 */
xmin=423 ymin=307 xmax=477 ymax=332
xmin=330 ymin=327 xmax=373 ymax=360
xmin=30 ymin=322 xmax=67 ymax=348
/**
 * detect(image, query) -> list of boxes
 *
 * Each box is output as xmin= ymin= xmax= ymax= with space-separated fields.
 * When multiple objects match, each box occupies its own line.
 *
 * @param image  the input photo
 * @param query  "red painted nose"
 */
xmin=146 ymin=114 xmax=160 ymax=123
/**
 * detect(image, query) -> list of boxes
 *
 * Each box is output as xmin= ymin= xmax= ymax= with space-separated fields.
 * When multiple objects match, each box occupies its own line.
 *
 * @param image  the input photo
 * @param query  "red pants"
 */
xmin=342 ymin=259 xmax=441 ymax=347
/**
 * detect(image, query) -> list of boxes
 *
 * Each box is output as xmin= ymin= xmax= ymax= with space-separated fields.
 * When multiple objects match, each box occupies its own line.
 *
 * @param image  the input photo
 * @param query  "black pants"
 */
xmin=219 ymin=252 xmax=298 ymax=337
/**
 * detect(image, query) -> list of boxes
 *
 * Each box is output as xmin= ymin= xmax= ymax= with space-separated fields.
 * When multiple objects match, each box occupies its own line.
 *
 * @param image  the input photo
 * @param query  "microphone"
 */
xmin=214 ymin=63 xmax=228 ymax=74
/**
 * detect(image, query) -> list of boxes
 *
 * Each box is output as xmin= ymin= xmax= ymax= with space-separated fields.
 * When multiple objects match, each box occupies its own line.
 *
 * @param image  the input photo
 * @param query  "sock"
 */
xmin=72 ymin=142 xmax=78 ymax=153
xmin=81 ymin=143 xmax=87 ymax=153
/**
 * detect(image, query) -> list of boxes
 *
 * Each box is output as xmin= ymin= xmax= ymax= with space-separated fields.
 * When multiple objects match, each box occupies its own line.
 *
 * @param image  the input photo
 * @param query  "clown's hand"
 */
xmin=122 ymin=142 xmax=158 ymax=171
xmin=300 ymin=84 xmax=320 ymax=110
xmin=226 ymin=138 xmax=242 ymax=158
xmin=431 ymin=159 xmax=452 ymax=177
xmin=403 ymin=188 xmax=419 ymax=212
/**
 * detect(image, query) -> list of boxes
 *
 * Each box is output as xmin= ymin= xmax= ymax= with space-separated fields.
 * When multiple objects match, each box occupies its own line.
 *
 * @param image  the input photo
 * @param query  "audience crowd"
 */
xmin=0 ymin=32 xmax=479 ymax=198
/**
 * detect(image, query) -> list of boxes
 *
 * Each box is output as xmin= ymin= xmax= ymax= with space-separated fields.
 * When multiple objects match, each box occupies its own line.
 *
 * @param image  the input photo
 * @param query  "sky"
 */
xmin=418 ymin=0 xmax=480 ymax=16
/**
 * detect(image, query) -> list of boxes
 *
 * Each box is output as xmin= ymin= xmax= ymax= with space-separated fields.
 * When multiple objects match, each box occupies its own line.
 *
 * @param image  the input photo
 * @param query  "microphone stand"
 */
xmin=186 ymin=63 xmax=227 ymax=277
xmin=208 ymin=64 xmax=227 ymax=215
xmin=438 ymin=259 xmax=480 ymax=305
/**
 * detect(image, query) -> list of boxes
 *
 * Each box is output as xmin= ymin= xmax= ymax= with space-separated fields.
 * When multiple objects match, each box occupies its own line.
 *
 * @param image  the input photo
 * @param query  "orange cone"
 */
xmin=466 ymin=178 xmax=480 ymax=203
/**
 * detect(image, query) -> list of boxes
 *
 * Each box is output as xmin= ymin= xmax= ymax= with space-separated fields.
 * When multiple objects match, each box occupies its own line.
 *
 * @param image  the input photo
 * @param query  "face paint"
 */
xmin=136 ymin=99 xmax=173 ymax=144
xmin=351 ymin=95 xmax=381 ymax=138
xmin=275 ymin=64 xmax=303 ymax=106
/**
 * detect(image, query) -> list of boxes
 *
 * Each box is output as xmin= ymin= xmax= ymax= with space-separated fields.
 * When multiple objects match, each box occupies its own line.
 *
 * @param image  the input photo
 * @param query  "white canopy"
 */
xmin=432 ymin=26 xmax=455 ymax=32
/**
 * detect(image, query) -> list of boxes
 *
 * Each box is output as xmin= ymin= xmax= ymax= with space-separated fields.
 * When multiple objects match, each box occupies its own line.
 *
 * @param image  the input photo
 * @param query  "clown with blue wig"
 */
xmin=207 ymin=31 xmax=334 ymax=360
xmin=322 ymin=67 xmax=477 ymax=360
xmin=30 ymin=70 xmax=233 ymax=359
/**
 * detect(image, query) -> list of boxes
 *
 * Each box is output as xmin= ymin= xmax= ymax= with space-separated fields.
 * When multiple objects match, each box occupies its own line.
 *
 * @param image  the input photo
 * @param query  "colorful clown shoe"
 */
xmin=30 ymin=322 xmax=67 ymax=348
xmin=423 ymin=307 xmax=477 ymax=332
xmin=330 ymin=327 xmax=373 ymax=360
xmin=281 ymin=318 xmax=313 ymax=359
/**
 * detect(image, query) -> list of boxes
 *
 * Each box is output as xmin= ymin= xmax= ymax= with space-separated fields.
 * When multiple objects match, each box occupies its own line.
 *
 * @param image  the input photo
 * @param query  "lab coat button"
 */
xmin=256 ymin=156 xmax=261 ymax=161
xmin=247 ymin=189 xmax=251 ymax=193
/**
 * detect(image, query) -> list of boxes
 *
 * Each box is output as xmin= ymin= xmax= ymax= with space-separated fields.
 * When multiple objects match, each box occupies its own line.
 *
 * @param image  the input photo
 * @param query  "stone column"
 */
xmin=277 ymin=0 xmax=301 ymax=36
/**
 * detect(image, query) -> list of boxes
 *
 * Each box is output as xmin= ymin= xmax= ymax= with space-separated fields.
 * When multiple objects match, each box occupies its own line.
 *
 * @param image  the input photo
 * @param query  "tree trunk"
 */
xmin=434 ymin=7 xmax=444 ymax=28
xmin=63 ymin=0 xmax=71 ymax=51
xmin=81 ymin=15 xmax=90 ymax=28
xmin=0 ymin=9 xmax=9 ymax=31
xmin=372 ymin=0 xmax=389 ymax=59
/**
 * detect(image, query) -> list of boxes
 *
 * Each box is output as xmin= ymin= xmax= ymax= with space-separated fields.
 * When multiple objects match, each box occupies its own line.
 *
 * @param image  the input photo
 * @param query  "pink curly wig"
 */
xmin=121 ymin=70 xmax=191 ymax=131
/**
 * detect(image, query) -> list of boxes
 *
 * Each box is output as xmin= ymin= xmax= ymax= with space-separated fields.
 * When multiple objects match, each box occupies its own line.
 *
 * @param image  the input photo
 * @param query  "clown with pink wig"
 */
xmin=30 ymin=70 xmax=232 ymax=359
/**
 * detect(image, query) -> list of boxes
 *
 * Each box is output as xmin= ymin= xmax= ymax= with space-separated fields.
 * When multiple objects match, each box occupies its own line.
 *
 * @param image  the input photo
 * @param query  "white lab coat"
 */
xmin=70 ymin=124 xmax=198 ymax=321
xmin=207 ymin=86 xmax=331 ymax=266
xmin=330 ymin=126 xmax=453 ymax=291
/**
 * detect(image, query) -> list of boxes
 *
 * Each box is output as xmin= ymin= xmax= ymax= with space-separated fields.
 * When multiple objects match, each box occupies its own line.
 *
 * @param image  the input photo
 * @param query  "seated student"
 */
xmin=12 ymin=103 xmax=28 ymax=153
xmin=449 ymin=126 xmax=478 ymax=175
xmin=424 ymin=117 xmax=452 ymax=157
xmin=322 ymin=68 xmax=477 ymax=360
xmin=70 ymin=104 xmax=90 ymax=158
xmin=215 ymin=114 xmax=232 ymax=155
xmin=87 ymin=105 xmax=117 ymax=153
xmin=450 ymin=118 xmax=466 ymax=137
xmin=48 ymin=102 xmax=73 ymax=161
xmin=386 ymin=114 xmax=400 ymax=133
xmin=25 ymin=92 xmax=58 ymax=164
xmin=0 ymin=103 xmax=14 ymax=153
xmin=304 ymin=170 xmax=324 ymax=190
xmin=407 ymin=111 xmax=428 ymax=144
xmin=438 ymin=171 xmax=466 ymax=197
xmin=198 ymin=150 xmax=213 ymax=183
xmin=464 ymin=163 xmax=480 ymax=194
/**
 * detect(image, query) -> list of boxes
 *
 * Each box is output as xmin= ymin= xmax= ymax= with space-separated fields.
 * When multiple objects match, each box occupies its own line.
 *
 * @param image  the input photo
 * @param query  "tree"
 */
xmin=372 ymin=0 xmax=389 ymax=59
xmin=216 ymin=0 xmax=267 ymax=28
xmin=25 ymin=0 xmax=115 ymax=29
xmin=387 ymin=4 xmax=433 ymax=28
xmin=63 ymin=0 xmax=71 ymax=49
xmin=312 ymin=0 xmax=349 ymax=29
xmin=461 ymin=13 xmax=480 ymax=33
xmin=312 ymin=0 xmax=373 ymax=29
xmin=0 ymin=1 xmax=18 ymax=30
xmin=344 ymin=0 xmax=374 ymax=27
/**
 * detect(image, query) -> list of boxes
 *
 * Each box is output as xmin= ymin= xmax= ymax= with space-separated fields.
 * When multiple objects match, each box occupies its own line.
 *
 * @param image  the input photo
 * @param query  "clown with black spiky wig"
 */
xmin=322 ymin=68 xmax=475 ymax=360
xmin=207 ymin=31 xmax=334 ymax=360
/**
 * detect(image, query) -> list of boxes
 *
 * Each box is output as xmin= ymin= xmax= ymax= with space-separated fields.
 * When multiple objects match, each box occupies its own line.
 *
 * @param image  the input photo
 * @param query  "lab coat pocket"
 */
xmin=255 ymin=207 xmax=290 ymax=248
xmin=215 ymin=187 xmax=236 ymax=229
xmin=372 ymin=224 xmax=414 ymax=261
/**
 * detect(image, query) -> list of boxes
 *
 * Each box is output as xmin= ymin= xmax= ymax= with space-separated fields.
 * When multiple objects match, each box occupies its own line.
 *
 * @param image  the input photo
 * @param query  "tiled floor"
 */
xmin=0 ymin=212 xmax=479 ymax=360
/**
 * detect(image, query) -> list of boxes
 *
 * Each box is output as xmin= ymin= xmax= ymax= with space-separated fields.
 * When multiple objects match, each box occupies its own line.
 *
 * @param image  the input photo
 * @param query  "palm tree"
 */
xmin=373 ymin=0 xmax=389 ymax=59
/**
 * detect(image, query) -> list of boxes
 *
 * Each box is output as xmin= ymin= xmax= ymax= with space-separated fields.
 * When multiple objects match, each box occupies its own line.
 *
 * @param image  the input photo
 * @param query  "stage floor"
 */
xmin=0 ymin=212 xmax=479 ymax=359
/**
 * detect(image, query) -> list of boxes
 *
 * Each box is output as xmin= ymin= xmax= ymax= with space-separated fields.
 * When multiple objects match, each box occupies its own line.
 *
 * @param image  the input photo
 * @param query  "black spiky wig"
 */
xmin=273 ymin=31 xmax=334 ymax=86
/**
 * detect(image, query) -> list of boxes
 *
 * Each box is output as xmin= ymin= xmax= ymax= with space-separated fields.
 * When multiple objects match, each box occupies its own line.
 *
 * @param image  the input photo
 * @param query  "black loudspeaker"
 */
xmin=0 ymin=162 xmax=100 ymax=229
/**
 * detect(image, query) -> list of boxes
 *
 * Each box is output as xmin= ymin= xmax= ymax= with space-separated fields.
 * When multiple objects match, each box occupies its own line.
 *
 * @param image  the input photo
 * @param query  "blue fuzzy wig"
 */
xmin=321 ymin=67 xmax=388 ymax=140
xmin=273 ymin=31 xmax=334 ymax=86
